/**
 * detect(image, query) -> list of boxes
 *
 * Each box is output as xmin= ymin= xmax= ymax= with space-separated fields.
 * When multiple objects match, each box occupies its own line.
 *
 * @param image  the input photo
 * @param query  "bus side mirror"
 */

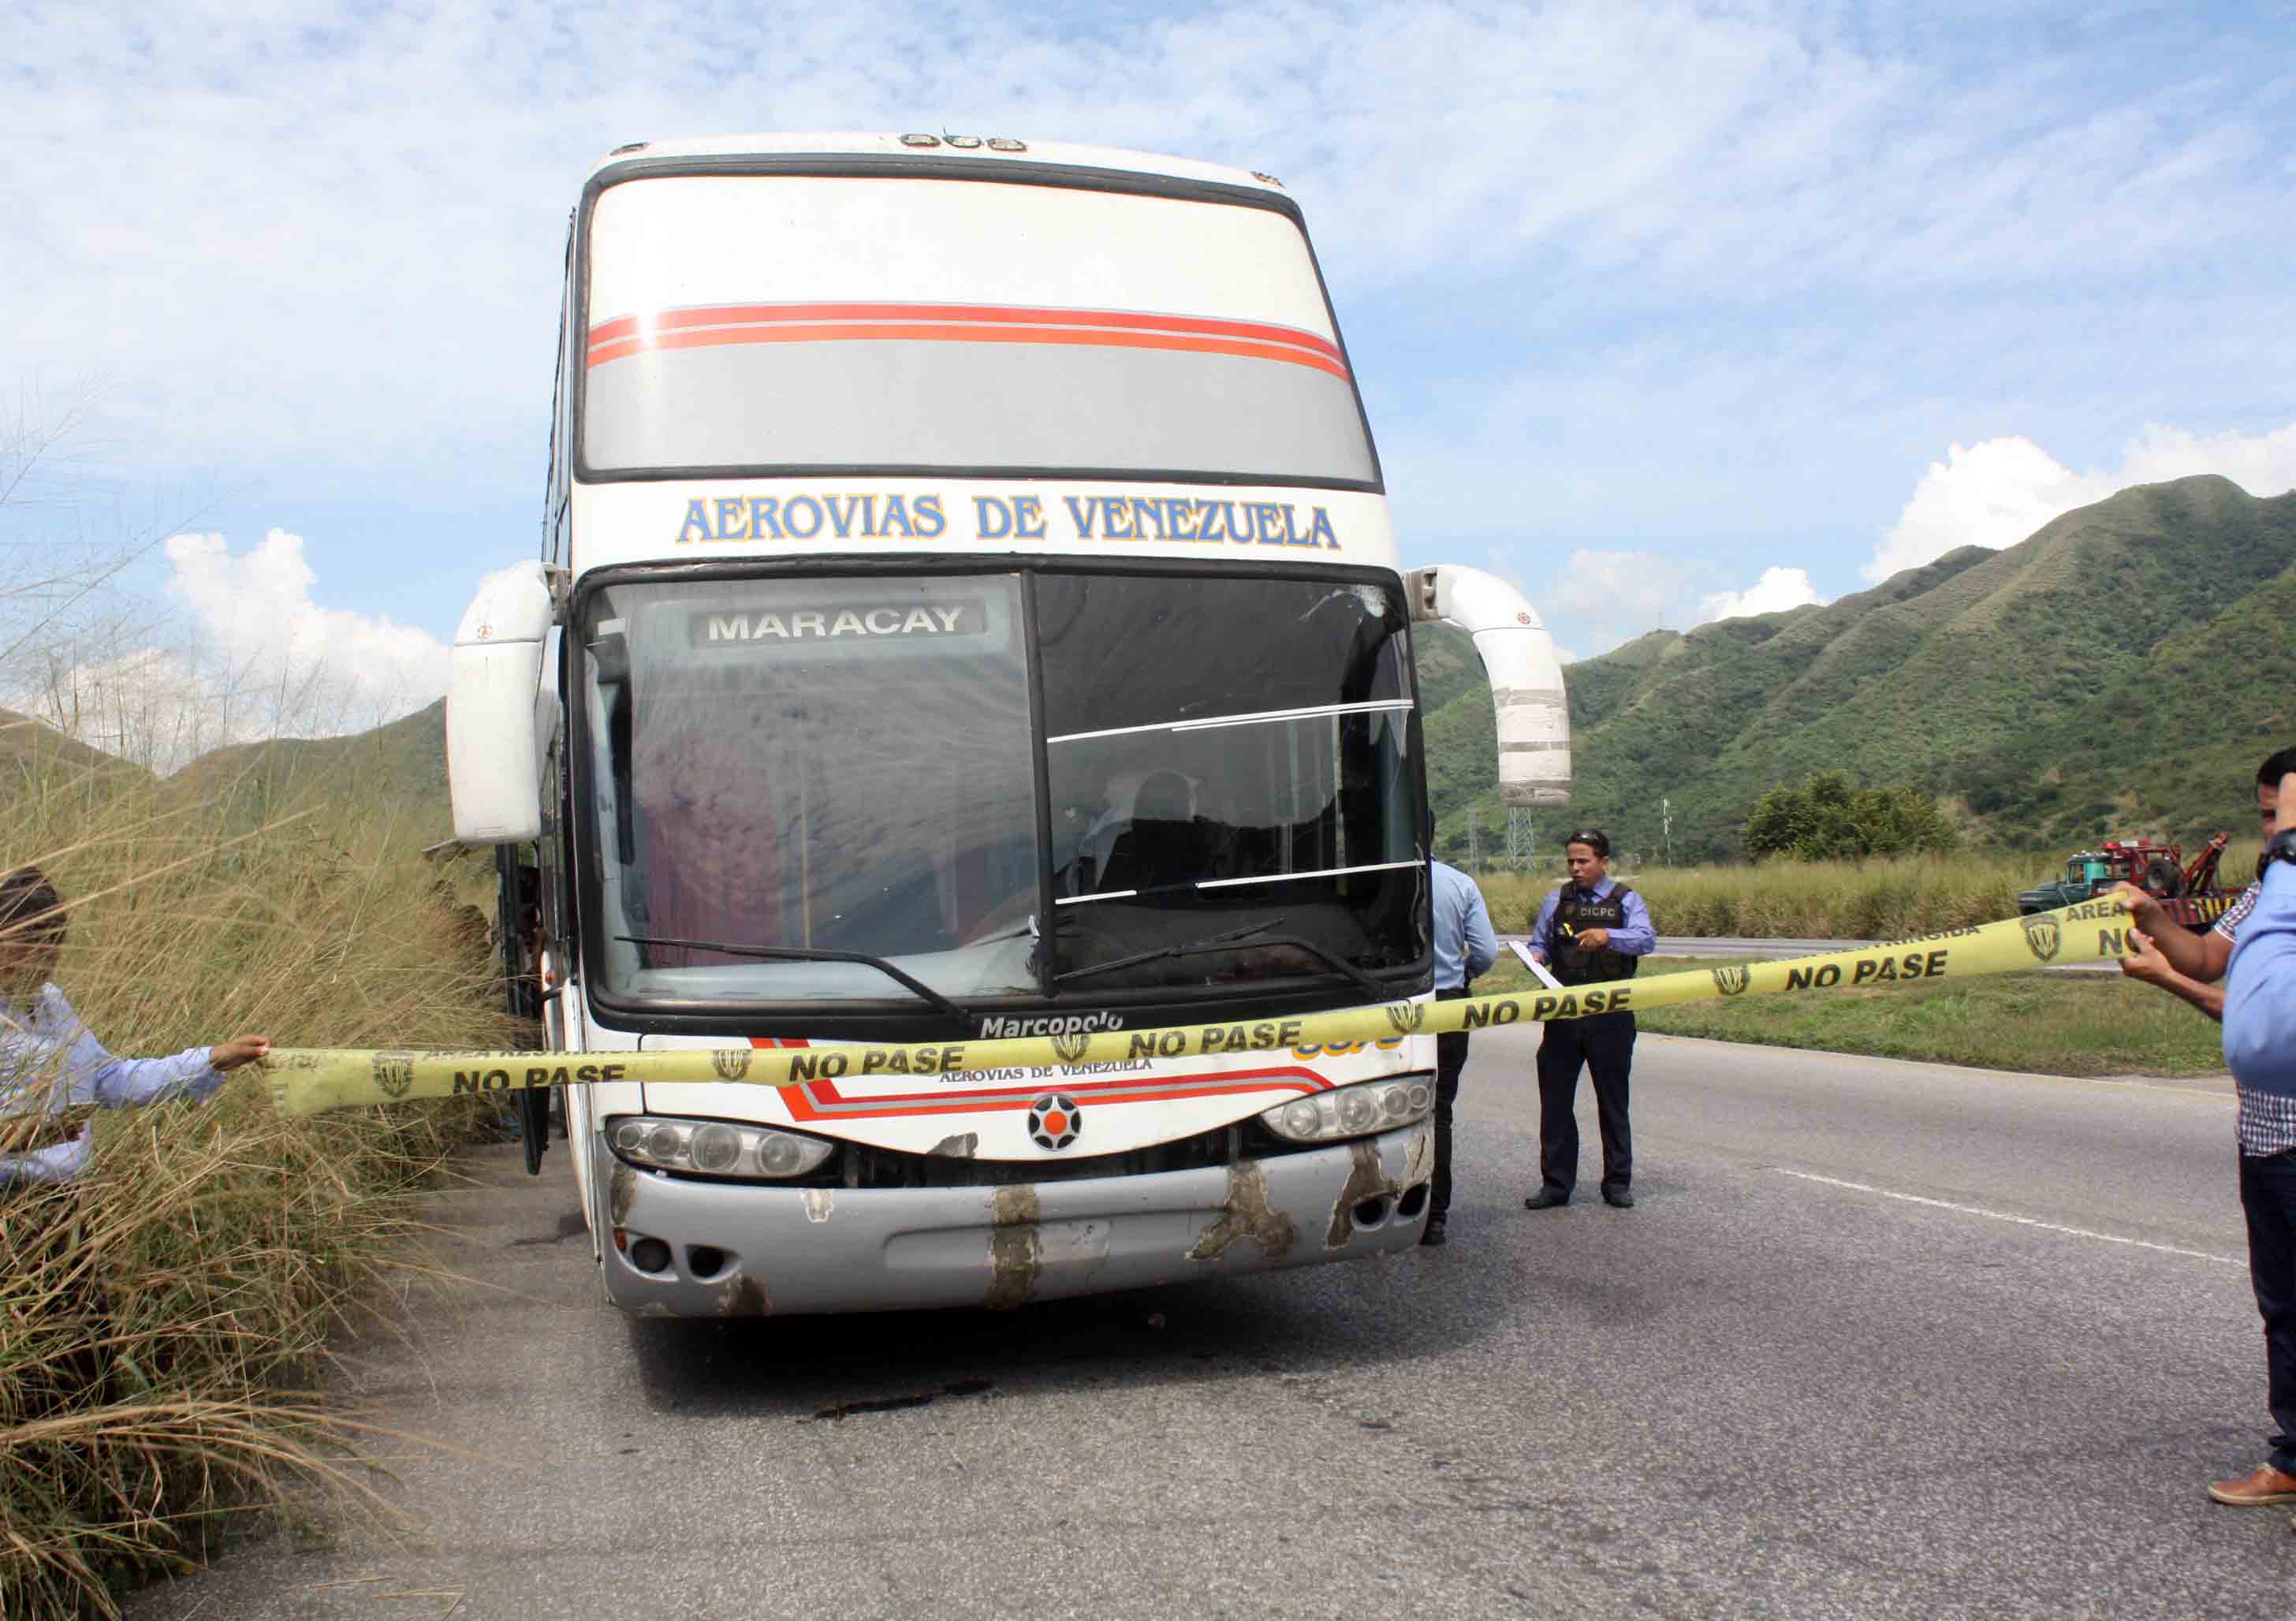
xmin=1405 ymin=564 xmax=1571 ymax=807
xmin=448 ymin=561 xmax=561 ymax=843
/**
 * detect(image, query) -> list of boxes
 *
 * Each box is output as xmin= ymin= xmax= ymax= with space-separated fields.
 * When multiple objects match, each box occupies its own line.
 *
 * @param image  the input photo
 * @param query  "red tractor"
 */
xmin=2018 ymin=833 xmax=2234 ymax=932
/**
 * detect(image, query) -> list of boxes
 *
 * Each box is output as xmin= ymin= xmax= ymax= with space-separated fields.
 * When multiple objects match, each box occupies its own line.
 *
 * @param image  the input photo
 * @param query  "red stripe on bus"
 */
xmin=777 ymin=1065 xmax=1326 ymax=1122
xmin=587 ymin=319 xmax=1349 ymax=379
xmin=587 ymin=302 xmax=1342 ymax=363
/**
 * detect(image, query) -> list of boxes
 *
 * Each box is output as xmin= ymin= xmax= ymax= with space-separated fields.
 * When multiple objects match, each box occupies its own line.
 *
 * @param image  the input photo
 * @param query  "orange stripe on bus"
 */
xmin=777 ymin=1065 xmax=1325 ymax=1122
xmin=587 ymin=319 xmax=1349 ymax=379
xmin=586 ymin=302 xmax=1342 ymax=363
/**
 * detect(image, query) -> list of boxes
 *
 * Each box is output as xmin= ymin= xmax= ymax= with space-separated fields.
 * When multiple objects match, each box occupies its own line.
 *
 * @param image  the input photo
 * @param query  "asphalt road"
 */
xmin=133 ymin=1033 xmax=2283 ymax=1620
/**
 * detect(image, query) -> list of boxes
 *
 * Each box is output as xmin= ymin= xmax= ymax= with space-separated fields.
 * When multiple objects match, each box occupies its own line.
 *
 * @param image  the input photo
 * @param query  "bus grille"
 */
xmin=836 ymin=1123 xmax=1315 ymax=1188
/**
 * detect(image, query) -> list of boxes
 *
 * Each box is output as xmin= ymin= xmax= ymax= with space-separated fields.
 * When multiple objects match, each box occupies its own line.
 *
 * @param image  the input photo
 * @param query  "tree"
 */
xmin=1742 ymin=770 xmax=1959 ymax=860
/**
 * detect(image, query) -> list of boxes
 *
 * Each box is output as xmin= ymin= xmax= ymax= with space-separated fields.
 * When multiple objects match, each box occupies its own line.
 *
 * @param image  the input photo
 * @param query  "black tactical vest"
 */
xmin=1551 ymin=883 xmax=1640 ymax=986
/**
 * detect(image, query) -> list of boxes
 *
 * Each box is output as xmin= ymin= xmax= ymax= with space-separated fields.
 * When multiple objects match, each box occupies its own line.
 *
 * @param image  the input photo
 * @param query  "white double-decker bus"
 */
xmin=446 ymin=133 xmax=1570 ymax=1317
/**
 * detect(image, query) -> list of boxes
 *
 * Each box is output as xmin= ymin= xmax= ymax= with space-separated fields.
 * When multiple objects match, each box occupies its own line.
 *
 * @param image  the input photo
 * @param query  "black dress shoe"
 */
xmin=1602 ymin=1187 xmax=1634 ymax=1209
xmin=1523 ymin=1189 xmax=1570 ymax=1209
xmin=1419 ymin=1217 xmax=1448 ymax=1246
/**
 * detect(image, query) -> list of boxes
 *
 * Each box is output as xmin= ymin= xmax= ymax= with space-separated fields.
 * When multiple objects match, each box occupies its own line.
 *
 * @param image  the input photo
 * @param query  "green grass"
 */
xmin=1469 ymin=846 xmax=2262 ymax=941
xmin=1471 ymin=852 xmax=2039 ymax=937
xmin=1470 ymin=952 xmax=2227 ymax=1079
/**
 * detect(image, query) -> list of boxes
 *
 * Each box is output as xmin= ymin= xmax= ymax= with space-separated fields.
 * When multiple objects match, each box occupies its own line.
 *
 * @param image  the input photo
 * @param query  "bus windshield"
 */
xmin=580 ymin=174 xmax=1375 ymax=484
xmin=578 ymin=570 xmax=1424 ymax=1014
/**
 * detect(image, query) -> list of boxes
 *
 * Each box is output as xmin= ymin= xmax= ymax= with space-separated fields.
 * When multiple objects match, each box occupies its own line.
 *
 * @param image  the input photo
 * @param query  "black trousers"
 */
xmin=1430 ymin=988 xmax=1470 ymax=1220
xmin=1535 ymin=1008 xmax=1635 ymax=1198
xmin=2240 ymin=1146 xmax=2296 ymax=1474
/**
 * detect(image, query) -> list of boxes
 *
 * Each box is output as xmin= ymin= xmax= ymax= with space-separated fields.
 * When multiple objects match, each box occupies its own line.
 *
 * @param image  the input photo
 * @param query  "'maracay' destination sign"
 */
xmin=688 ymin=601 xmax=985 ymax=646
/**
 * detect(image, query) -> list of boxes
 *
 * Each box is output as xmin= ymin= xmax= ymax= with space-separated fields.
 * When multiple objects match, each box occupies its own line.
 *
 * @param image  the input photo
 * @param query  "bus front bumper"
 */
xmin=596 ymin=1120 xmax=1433 ymax=1317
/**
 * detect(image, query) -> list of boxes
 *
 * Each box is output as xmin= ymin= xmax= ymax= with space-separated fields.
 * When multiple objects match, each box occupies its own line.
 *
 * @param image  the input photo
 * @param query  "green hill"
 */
xmin=1419 ymin=475 xmax=2296 ymax=863
xmin=0 ymin=706 xmax=153 ymax=797
xmin=166 ymin=699 xmax=449 ymax=829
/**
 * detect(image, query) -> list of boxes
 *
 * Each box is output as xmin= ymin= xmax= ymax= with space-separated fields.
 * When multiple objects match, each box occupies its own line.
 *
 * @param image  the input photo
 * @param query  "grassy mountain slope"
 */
xmin=0 ymin=706 xmax=153 ymax=798
xmin=166 ymin=699 xmax=449 ymax=829
xmin=1418 ymin=475 xmax=2296 ymax=862
xmin=1957 ymin=562 xmax=2296 ymax=844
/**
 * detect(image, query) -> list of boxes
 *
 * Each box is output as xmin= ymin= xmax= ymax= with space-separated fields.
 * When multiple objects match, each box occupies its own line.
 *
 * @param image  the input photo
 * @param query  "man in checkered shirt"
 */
xmin=2119 ymin=747 xmax=2296 ymax=1510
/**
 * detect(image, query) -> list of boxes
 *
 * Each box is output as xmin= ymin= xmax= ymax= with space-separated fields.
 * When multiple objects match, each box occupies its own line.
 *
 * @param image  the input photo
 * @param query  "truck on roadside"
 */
xmin=2016 ymin=833 xmax=2231 ymax=933
xmin=445 ymin=132 xmax=1568 ymax=1317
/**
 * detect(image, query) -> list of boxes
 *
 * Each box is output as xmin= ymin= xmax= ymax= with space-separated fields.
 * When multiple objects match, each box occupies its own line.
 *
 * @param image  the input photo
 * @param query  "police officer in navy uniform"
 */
xmin=1523 ymin=828 xmax=1655 ymax=1209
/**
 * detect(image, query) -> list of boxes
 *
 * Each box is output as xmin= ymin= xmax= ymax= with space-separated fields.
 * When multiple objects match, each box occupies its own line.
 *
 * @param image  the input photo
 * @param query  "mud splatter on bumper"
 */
xmin=598 ymin=1121 xmax=1433 ymax=1317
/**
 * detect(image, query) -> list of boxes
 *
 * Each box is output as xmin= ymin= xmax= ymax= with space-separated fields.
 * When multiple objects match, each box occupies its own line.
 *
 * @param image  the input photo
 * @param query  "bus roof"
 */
xmin=584 ymin=132 xmax=1287 ymax=196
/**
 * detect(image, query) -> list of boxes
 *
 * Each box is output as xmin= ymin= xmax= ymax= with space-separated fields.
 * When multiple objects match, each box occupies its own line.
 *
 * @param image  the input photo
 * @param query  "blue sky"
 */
xmin=5 ymin=0 xmax=2294 ymax=736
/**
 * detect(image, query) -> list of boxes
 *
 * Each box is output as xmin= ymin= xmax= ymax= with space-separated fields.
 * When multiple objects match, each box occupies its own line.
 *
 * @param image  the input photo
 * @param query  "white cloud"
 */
xmin=5 ymin=1 xmax=2286 ymax=494
xmin=1698 ymin=567 xmax=1824 ymax=624
xmin=1544 ymin=547 xmax=1707 ymax=654
xmin=1866 ymin=422 xmax=2296 ymax=580
xmin=6 ymin=0 xmax=2291 ymax=676
xmin=9 ymin=645 xmax=218 ymax=773
xmin=11 ymin=527 xmax=449 ymax=770
xmin=162 ymin=528 xmax=449 ymax=732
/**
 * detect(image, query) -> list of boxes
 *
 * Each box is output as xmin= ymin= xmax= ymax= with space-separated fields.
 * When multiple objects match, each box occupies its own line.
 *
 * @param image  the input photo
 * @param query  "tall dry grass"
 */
xmin=1478 ymin=851 xmax=2063 ymax=938
xmin=0 ymin=728 xmax=512 ymax=1617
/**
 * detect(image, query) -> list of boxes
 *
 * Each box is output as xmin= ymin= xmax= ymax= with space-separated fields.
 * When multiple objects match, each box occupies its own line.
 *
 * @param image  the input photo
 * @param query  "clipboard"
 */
xmin=1509 ymin=940 xmax=1565 ymax=991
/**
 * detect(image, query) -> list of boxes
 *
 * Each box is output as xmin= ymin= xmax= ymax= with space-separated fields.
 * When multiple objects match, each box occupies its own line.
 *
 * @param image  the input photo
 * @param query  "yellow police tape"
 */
xmin=261 ymin=893 xmax=2141 ymax=1117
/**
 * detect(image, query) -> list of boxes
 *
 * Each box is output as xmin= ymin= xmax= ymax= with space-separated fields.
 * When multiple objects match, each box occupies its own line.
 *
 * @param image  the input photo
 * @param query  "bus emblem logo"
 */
xmin=712 ymin=1049 xmax=752 ymax=1080
xmin=1027 ymin=1094 xmax=1082 ymax=1151
xmin=1049 ymin=1033 xmax=1092 ymax=1064
xmin=1384 ymin=1003 xmax=1424 ymax=1035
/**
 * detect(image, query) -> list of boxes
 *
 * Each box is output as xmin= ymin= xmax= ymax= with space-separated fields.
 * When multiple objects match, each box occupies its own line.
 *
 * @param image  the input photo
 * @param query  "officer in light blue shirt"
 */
xmin=2212 ymin=772 xmax=2296 ymax=1511
xmin=1423 ymin=859 xmax=1496 ymax=1246
xmin=0 ymin=866 xmax=270 ymax=1188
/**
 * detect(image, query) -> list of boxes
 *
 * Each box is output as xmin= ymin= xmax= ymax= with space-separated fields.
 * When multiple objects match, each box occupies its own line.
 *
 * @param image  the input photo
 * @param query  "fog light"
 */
xmin=628 ymin=1236 xmax=672 ymax=1273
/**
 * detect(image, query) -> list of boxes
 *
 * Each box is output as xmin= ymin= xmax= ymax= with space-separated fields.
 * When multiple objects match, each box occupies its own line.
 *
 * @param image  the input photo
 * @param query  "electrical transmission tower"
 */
xmin=1507 ymin=807 xmax=1533 ymax=868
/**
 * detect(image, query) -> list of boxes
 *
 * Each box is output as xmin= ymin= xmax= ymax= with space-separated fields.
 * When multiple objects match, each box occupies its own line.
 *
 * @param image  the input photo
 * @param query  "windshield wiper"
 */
xmin=1054 ymin=919 xmax=1388 ymax=1001
xmin=616 ymin=936 xmax=971 ymax=1025
xmin=1054 ymin=919 xmax=1278 ymax=985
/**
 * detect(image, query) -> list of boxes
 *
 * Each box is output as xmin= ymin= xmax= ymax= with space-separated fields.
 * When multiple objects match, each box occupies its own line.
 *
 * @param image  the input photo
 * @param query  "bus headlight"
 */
xmin=606 ymin=1115 xmax=834 ymax=1180
xmin=1258 ymin=1076 xmax=1436 ymax=1144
